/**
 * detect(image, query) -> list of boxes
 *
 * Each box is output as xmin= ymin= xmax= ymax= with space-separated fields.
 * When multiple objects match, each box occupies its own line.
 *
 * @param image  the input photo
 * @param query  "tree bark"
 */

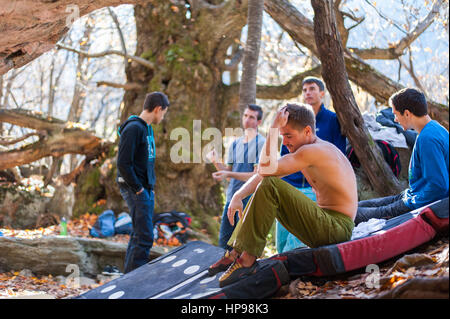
xmin=310 ymin=0 xmax=403 ymax=196
xmin=0 ymin=0 xmax=152 ymax=76
xmin=109 ymin=0 xmax=249 ymax=236
xmin=238 ymin=0 xmax=265 ymax=112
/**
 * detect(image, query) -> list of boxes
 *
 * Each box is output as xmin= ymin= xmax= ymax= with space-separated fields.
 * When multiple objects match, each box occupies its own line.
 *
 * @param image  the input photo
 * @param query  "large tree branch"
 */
xmin=222 ymin=65 xmax=322 ymax=107
xmin=0 ymin=109 xmax=66 ymax=131
xmin=0 ymin=109 xmax=105 ymax=170
xmin=0 ymin=132 xmax=42 ymax=146
xmin=264 ymin=0 xmax=318 ymax=55
xmin=264 ymin=0 xmax=449 ymax=129
xmin=349 ymin=0 xmax=444 ymax=60
xmin=96 ymin=81 xmax=143 ymax=91
xmin=238 ymin=0 xmax=265 ymax=112
xmin=0 ymin=0 xmax=153 ymax=76
xmin=56 ymin=44 xmax=155 ymax=70
xmin=344 ymin=56 xmax=449 ymax=129
xmin=255 ymin=65 xmax=322 ymax=100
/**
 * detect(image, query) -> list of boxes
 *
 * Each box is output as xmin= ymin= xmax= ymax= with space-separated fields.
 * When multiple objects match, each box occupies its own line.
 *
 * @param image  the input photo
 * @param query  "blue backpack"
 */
xmin=114 ymin=212 xmax=133 ymax=235
xmin=90 ymin=210 xmax=116 ymax=238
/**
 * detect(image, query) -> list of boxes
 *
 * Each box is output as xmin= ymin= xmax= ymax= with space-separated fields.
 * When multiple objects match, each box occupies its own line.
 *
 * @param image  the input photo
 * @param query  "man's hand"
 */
xmin=206 ymin=149 xmax=218 ymax=164
xmin=136 ymin=188 xmax=144 ymax=195
xmin=212 ymin=170 xmax=229 ymax=182
xmin=271 ymin=106 xmax=289 ymax=129
xmin=227 ymin=194 xmax=244 ymax=226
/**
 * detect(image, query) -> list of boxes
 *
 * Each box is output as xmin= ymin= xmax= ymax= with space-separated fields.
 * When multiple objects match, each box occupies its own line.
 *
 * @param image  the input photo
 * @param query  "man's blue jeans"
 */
xmin=218 ymin=196 xmax=250 ymax=251
xmin=355 ymin=192 xmax=411 ymax=225
xmin=119 ymin=187 xmax=155 ymax=273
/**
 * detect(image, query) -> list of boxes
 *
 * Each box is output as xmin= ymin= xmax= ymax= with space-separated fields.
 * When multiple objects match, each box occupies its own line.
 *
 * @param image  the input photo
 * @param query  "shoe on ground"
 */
xmin=218 ymin=258 xmax=258 ymax=288
xmin=208 ymin=250 xmax=235 ymax=276
xmin=102 ymin=265 xmax=123 ymax=276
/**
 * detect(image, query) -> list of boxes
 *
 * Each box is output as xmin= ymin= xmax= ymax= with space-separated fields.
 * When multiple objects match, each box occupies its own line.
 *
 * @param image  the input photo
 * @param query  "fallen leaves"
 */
xmin=279 ymin=237 xmax=449 ymax=299
xmin=0 ymin=270 xmax=99 ymax=299
xmin=0 ymin=225 xmax=57 ymax=239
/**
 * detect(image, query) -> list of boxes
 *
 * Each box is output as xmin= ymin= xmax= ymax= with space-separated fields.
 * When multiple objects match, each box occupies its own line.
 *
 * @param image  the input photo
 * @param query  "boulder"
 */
xmin=0 ymin=236 xmax=172 ymax=276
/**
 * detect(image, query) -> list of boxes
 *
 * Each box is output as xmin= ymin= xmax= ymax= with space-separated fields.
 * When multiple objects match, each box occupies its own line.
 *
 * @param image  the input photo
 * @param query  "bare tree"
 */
xmin=238 ymin=0 xmax=265 ymax=112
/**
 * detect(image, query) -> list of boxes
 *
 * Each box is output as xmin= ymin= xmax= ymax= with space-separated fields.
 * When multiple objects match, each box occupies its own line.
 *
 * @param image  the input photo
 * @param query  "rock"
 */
xmin=79 ymin=276 xmax=97 ymax=287
xmin=0 ymin=187 xmax=50 ymax=229
xmin=97 ymin=274 xmax=120 ymax=284
xmin=19 ymin=269 xmax=34 ymax=277
xmin=0 ymin=236 xmax=173 ymax=276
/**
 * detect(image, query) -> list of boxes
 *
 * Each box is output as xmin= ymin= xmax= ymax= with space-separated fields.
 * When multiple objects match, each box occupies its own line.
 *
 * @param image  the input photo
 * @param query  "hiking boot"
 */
xmin=208 ymin=250 xmax=235 ymax=276
xmin=218 ymin=258 xmax=259 ymax=288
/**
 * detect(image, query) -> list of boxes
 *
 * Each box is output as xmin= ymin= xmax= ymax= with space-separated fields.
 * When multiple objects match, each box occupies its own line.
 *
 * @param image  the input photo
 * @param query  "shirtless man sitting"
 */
xmin=208 ymin=103 xmax=358 ymax=287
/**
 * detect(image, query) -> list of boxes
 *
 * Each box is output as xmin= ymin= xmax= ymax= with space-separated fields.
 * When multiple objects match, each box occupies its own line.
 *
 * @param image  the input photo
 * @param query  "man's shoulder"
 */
xmin=298 ymin=139 xmax=338 ymax=156
xmin=119 ymin=120 xmax=146 ymax=139
xmin=257 ymin=133 xmax=266 ymax=142
xmin=419 ymin=121 xmax=448 ymax=142
xmin=320 ymin=106 xmax=338 ymax=121
xmin=123 ymin=119 xmax=145 ymax=131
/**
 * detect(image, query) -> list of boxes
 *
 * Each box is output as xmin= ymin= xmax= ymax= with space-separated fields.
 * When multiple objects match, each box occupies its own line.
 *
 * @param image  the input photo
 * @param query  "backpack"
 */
xmin=90 ymin=210 xmax=116 ymax=238
xmin=114 ymin=212 xmax=133 ymax=235
xmin=346 ymin=140 xmax=401 ymax=177
xmin=152 ymin=211 xmax=192 ymax=246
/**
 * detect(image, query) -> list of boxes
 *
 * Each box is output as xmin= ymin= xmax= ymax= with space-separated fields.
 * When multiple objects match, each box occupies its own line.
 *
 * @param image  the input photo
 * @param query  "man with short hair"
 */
xmin=209 ymin=104 xmax=357 ymax=287
xmin=207 ymin=104 xmax=265 ymax=270
xmin=277 ymin=76 xmax=347 ymax=253
xmin=355 ymin=88 xmax=449 ymax=224
xmin=116 ymin=91 xmax=170 ymax=273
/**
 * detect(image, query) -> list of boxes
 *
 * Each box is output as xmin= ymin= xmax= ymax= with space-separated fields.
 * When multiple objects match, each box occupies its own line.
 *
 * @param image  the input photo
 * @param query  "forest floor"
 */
xmin=0 ymin=213 xmax=448 ymax=299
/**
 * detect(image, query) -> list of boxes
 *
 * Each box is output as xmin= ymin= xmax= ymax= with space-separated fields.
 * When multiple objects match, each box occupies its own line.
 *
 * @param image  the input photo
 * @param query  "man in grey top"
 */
xmin=207 ymin=104 xmax=266 ymax=257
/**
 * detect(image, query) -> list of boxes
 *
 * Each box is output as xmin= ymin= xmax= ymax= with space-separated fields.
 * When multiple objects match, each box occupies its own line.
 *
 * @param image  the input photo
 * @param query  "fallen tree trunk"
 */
xmin=0 ymin=236 xmax=171 ymax=276
xmin=0 ymin=109 xmax=109 ymax=171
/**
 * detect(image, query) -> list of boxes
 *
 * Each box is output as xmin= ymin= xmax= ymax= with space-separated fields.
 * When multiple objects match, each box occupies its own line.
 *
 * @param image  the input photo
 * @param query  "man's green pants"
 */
xmin=228 ymin=177 xmax=354 ymax=257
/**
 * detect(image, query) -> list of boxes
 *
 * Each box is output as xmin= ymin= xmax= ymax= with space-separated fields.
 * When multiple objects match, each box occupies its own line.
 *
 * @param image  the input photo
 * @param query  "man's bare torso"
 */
xmin=297 ymin=138 xmax=358 ymax=220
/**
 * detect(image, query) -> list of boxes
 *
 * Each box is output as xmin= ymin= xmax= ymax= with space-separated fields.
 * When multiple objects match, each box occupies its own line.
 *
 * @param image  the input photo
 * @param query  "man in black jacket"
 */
xmin=117 ymin=91 xmax=169 ymax=273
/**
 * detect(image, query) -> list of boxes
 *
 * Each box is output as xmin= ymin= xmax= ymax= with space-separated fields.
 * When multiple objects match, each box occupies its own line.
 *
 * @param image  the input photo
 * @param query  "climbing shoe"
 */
xmin=218 ymin=258 xmax=258 ymax=287
xmin=208 ymin=250 xmax=235 ymax=276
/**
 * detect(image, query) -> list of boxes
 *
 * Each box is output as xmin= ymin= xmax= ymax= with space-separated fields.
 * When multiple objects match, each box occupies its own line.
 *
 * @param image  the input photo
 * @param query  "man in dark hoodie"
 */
xmin=117 ymin=91 xmax=170 ymax=273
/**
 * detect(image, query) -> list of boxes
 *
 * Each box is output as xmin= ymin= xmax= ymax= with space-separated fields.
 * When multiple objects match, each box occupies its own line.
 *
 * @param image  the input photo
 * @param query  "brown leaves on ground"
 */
xmin=0 ymin=270 xmax=111 ymax=299
xmin=278 ymin=236 xmax=449 ymax=299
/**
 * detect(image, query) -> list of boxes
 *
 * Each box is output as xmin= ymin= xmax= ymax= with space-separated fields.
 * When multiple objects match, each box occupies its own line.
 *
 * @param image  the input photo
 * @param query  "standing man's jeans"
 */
xmin=355 ymin=192 xmax=411 ymax=225
xmin=119 ymin=187 xmax=155 ymax=273
xmin=218 ymin=196 xmax=250 ymax=251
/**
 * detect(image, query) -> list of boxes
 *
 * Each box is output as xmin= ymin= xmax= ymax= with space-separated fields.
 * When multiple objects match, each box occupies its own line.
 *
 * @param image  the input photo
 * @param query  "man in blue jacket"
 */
xmin=277 ymin=77 xmax=346 ymax=252
xmin=355 ymin=88 xmax=449 ymax=224
xmin=116 ymin=91 xmax=169 ymax=273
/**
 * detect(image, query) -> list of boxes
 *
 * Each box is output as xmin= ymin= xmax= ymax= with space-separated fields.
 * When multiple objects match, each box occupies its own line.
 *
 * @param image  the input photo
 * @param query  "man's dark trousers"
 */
xmin=119 ymin=187 xmax=155 ymax=273
xmin=355 ymin=193 xmax=410 ymax=225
